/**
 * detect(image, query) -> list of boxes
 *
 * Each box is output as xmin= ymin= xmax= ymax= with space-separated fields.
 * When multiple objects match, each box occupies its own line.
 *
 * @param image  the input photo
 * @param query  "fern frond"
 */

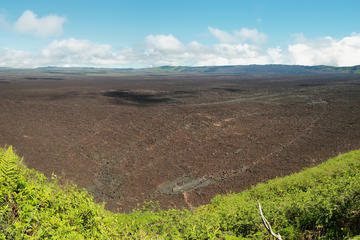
xmin=0 ymin=146 xmax=20 ymax=184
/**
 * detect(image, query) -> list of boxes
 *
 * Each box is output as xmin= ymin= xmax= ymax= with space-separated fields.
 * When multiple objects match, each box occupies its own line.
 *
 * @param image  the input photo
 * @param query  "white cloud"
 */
xmin=145 ymin=34 xmax=185 ymax=52
xmin=0 ymin=38 xmax=126 ymax=68
xmin=0 ymin=48 xmax=34 ymax=68
xmin=1 ymin=28 xmax=360 ymax=68
xmin=267 ymin=46 xmax=286 ymax=63
xmin=14 ymin=10 xmax=66 ymax=37
xmin=208 ymin=27 xmax=267 ymax=45
xmin=288 ymin=33 xmax=360 ymax=66
xmin=208 ymin=27 xmax=235 ymax=43
xmin=234 ymin=28 xmax=267 ymax=45
xmin=41 ymin=38 xmax=126 ymax=66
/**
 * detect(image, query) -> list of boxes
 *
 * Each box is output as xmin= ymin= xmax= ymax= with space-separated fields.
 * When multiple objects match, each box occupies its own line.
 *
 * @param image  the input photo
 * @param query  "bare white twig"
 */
xmin=257 ymin=200 xmax=283 ymax=240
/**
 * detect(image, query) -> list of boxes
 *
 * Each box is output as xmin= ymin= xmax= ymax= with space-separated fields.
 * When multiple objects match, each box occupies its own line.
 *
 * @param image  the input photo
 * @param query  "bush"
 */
xmin=1 ymin=147 xmax=360 ymax=239
xmin=0 ymin=147 xmax=120 ymax=239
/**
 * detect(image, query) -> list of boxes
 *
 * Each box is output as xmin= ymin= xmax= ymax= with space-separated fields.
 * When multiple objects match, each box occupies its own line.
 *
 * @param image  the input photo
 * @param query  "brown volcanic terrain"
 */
xmin=0 ymin=72 xmax=359 ymax=212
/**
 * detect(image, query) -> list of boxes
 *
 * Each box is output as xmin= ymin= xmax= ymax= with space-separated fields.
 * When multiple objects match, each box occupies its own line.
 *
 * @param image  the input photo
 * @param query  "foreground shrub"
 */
xmin=117 ymin=150 xmax=360 ymax=239
xmin=0 ymin=147 xmax=359 ymax=239
xmin=0 ymin=147 xmax=120 ymax=239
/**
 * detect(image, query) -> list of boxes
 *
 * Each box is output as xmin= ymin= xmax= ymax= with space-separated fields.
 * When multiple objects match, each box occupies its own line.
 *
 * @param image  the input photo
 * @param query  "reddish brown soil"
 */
xmin=0 ymin=73 xmax=359 ymax=212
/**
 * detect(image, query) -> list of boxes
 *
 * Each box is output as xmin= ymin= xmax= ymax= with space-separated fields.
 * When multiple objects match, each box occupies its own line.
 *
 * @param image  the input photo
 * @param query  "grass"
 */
xmin=1 ymin=147 xmax=360 ymax=239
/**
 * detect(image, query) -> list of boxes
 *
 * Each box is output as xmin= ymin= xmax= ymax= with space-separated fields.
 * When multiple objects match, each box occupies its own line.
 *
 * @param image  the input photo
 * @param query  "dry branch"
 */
xmin=257 ymin=200 xmax=283 ymax=240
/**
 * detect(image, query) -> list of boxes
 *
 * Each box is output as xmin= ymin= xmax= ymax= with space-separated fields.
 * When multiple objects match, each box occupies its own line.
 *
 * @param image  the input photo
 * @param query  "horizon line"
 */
xmin=1 ymin=64 xmax=360 ymax=70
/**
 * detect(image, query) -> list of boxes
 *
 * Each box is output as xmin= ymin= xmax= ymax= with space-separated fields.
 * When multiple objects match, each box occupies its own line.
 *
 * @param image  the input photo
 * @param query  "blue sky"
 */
xmin=0 ymin=0 xmax=360 ymax=68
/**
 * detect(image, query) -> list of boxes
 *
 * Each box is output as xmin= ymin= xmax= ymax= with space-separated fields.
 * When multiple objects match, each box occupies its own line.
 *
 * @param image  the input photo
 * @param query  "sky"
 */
xmin=0 ymin=0 xmax=360 ymax=68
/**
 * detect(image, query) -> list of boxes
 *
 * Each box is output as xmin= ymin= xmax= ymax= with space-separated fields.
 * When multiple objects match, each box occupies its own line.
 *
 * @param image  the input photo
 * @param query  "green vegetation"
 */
xmin=1 ymin=147 xmax=360 ymax=239
xmin=152 ymin=66 xmax=188 ymax=72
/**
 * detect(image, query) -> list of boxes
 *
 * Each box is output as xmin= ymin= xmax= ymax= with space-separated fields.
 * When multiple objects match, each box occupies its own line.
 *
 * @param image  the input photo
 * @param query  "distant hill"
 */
xmin=1 ymin=64 xmax=360 ymax=76
xmin=150 ymin=64 xmax=360 ymax=75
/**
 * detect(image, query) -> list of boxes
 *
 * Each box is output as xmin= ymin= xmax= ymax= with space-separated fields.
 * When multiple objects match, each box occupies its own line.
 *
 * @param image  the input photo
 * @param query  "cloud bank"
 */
xmin=288 ymin=33 xmax=360 ymax=66
xmin=1 ymin=25 xmax=360 ymax=68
